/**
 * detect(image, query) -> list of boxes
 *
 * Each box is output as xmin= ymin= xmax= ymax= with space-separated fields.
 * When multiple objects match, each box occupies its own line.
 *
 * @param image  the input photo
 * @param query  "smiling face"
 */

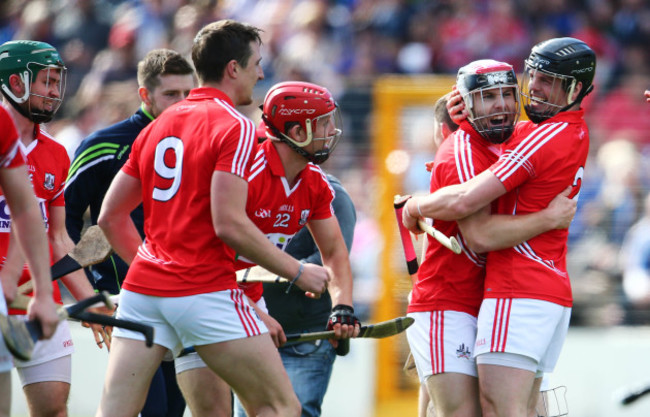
xmin=18 ymin=65 xmax=66 ymax=123
xmin=466 ymin=85 xmax=519 ymax=144
xmin=520 ymin=62 xmax=586 ymax=123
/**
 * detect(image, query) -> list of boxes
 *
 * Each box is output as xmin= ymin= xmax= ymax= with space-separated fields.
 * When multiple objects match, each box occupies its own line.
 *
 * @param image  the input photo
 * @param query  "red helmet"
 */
xmin=262 ymin=81 xmax=342 ymax=164
xmin=457 ymin=59 xmax=519 ymax=143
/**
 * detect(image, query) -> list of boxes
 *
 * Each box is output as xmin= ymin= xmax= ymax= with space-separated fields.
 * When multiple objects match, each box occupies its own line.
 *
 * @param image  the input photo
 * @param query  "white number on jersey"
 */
xmin=153 ymin=136 xmax=184 ymax=202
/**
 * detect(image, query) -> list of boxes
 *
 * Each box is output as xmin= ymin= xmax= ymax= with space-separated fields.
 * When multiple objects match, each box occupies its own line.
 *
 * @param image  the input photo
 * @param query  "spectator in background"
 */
xmin=620 ymin=193 xmax=650 ymax=324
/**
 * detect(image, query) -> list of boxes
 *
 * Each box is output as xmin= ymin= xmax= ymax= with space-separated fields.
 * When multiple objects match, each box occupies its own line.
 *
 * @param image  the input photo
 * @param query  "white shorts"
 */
xmin=475 ymin=298 xmax=571 ymax=373
xmin=17 ymin=354 xmax=71 ymax=386
xmin=0 ymin=290 xmax=12 ymax=373
xmin=114 ymin=289 xmax=268 ymax=357
xmin=406 ymin=310 xmax=478 ymax=382
xmin=174 ymin=297 xmax=268 ymax=374
xmin=14 ymin=318 xmax=74 ymax=368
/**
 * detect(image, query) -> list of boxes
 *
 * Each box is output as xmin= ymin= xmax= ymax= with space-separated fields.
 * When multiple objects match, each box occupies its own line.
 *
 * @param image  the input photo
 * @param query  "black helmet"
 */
xmin=521 ymin=37 xmax=596 ymax=123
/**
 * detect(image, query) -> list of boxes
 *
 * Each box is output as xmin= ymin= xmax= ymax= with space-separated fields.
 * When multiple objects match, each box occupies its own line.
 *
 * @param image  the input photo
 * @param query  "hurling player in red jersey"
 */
xmin=97 ymin=21 xmax=332 ymax=417
xmin=173 ymin=81 xmax=360 ymax=417
xmin=0 ymin=104 xmax=60 ymax=417
xmin=403 ymin=38 xmax=596 ymax=417
xmin=0 ymin=40 xmax=108 ymax=417
xmin=405 ymin=60 xmax=576 ymax=417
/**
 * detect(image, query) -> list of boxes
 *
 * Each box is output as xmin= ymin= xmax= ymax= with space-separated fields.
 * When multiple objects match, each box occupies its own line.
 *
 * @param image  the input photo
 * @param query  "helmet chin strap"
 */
xmin=261 ymin=114 xmax=330 ymax=164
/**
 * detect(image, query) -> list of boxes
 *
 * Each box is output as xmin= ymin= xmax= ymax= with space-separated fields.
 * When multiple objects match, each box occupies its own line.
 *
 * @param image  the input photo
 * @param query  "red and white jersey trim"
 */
xmin=454 ymin=131 xmax=476 ymax=183
xmin=213 ymin=98 xmax=255 ymax=178
xmin=513 ymin=242 xmax=567 ymax=277
xmin=493 ymin=123 xmax=567 ymax=181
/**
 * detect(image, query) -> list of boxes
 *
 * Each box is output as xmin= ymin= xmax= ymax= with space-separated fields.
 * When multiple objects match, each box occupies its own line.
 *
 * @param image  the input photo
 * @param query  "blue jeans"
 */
xmin=234 ymin=339 xmax=336 ymax=417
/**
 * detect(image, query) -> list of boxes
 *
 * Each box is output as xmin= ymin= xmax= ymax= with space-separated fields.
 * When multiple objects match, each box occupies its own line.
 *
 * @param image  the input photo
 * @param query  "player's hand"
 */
xmin=294 ymin=263 xmax=331 ymax=295
xmin=258 ymin=309 xmax=286 ymax=348
xmin=82 ymin=306 xmax=115 ymax=350
xmin=446 ymin=86 xmax=467 ymax=124
xmin=545 ymin=186 xmax=577 ymax=229
xmin=27 ymin=296 xmax=59 ymax=340
xmin=326 ymin=304 xmax=360 ymax=355
xmin=402 ymin=196 xmax=423 ymax=234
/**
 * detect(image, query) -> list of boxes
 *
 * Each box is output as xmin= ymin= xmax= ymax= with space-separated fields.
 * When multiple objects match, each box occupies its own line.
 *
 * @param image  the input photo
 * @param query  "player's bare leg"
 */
xmin=426 ymin=373 xmax=480 ymax=417
xmin=196 ymin=334 xmax=300 ymax=417
xmin=176 ymin=366 xmax=231 ymax=417
xmin=478 ymin=364 xmax=536 ymax=417
xmin=23 ymin=380 xmax=70 ymax=417
xmin=0 ymin=372 xmax=10 ymax=417
xmin=527 ymin=377 xmax=543 ymax=417
xmin=95 ymin=337 xmax=168 ymax=417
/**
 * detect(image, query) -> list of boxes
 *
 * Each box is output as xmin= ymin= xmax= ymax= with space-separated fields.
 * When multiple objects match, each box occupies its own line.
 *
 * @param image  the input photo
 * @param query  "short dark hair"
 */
xmin=191 ymin=19 xmax=262 ymax=84
xmin=434 ymin=93 xmax=459 ymax=133
xmin=137 ymin=49 xmax=194 ymax=91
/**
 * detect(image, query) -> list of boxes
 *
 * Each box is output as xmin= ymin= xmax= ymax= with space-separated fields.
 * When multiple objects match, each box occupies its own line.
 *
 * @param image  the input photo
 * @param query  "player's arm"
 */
xmin=457 ymin=187 xmax=576 ymax=253
xmin=307 ymin=217 xmax=359 ymax=339
xmin=212 ymin=171 xmax=329 ymax=295
xmin=49 ymin=205 xmax=112 ymax=348
xmin=0 ymin=165 xmax=58 ymax=338
xmin=0 ymin=228 xmax=24 ymax=304
xmin=64 ymin=149 xmax=100 ymax=243
xmin=403 ymin=169 xmax=507 ymax=233
xmin=97 ymin=171 xmax=144 ymax=265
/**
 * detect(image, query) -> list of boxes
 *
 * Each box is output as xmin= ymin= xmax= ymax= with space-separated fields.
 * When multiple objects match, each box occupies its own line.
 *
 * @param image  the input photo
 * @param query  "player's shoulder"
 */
xmin=37 ymin=127 xmax=67 ymax=154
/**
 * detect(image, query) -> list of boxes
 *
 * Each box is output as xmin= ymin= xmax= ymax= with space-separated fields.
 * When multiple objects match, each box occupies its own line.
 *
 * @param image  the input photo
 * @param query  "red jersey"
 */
xmin=121 ymin=88 xmax=257 ymax=297
xmin=1 ymin=125 xmax=69 ymax=314
xmin=486 ymin=110 xmax=589 ymax=306
xmin=408 ymin=122 xmax=500 ymax=317
xmin=236 ymin=139 xmax=335 ymax=301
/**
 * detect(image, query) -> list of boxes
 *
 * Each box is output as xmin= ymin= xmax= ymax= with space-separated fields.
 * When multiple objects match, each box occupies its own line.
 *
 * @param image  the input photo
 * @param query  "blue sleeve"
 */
xmin=285 ymin=174 xmax=356 ymax=265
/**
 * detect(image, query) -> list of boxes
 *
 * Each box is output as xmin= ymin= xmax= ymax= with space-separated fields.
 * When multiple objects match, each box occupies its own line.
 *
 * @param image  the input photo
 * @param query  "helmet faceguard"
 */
xmin=457 ymin=59 xmax=520 ymax=144
xmin=262 ymin=81 xmax=342 ymax=164
xmin=0 ymin=40 xmax=67 ymax=123
xmin=521 ymin=37 xmax=596 ymax=123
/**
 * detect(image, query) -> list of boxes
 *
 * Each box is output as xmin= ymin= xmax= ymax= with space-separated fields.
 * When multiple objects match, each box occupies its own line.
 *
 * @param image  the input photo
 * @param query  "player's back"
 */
xmin=122 ymin=87 xmax=256 ymax=297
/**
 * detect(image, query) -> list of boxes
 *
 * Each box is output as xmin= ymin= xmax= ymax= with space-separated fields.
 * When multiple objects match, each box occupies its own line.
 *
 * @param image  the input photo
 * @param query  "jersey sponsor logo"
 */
xmin=238 ymin=232 xmax=295 ymax=264
xmin=456 ymin=343 xmax=472 ymax=359
xmin=43 ymin=172 xmax=55 ymax=190
xmin=278 ymin=204 xmax=294 ymax=213
xmin=255 ymin=208 xmax=271 ymax=218
xmin=0 ymin=196 xmax=49 ymax=232
xmin=299 ymin=209 xmax=309 ymax=225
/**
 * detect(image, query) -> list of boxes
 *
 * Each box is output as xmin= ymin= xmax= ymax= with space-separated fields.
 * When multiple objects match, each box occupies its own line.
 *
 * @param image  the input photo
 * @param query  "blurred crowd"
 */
xmin=1 ymin=0 xmax=650 ymax=326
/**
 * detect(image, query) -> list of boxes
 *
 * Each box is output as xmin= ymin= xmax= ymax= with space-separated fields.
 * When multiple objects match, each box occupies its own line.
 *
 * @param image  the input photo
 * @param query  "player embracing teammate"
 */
xmin=404 ymin=37 xmax=596 ymax=417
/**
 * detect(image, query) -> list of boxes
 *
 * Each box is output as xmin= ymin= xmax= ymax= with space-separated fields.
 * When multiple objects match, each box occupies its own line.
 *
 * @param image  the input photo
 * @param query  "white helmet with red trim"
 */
xmin=261 ymin=81 xmax=342 ymax=164
xmin=457 ymin=59 xmax=519 ymax=144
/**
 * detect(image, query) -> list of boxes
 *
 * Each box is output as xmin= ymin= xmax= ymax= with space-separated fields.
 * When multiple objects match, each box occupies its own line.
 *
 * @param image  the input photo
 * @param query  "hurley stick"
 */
xmin=285 ymin=316 xmax=414 ymax=342
xmin=18 ymin=225 xmax=113 ymax=294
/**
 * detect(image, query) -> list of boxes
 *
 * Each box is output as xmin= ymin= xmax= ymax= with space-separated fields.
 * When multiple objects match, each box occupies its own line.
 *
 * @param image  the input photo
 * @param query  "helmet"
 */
xmin=262 ymin=81 xmax=342 ymax=164
xmin=521 ymin=37 xmax=596 ymax=123
xmin=0 ymin=40 xmax=67 ymax=123
xmin=456 ymin=59 xmax=520 ymax=144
